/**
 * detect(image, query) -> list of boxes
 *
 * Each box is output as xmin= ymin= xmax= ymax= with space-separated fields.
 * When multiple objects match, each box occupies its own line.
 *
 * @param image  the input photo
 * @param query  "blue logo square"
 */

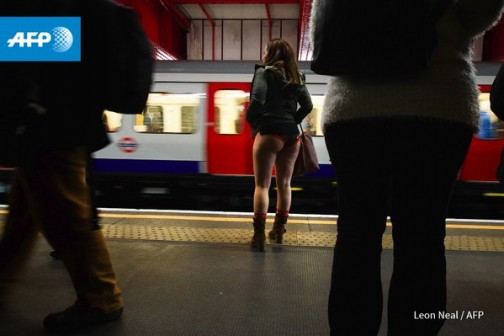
xmin=0 ymin=17 xmax=81 ymax=61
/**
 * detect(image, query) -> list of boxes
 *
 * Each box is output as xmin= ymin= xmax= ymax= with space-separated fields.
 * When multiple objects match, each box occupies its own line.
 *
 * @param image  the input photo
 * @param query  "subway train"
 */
xmin=94 ymin=60 xmax=336 ymax=211
xmin=1 ymin=60 xmax=503 ymax=215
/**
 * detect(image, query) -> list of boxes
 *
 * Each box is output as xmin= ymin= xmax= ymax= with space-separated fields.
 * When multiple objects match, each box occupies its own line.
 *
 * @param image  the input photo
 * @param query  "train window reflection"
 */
xmin=103 ymin=110 xmax=122 ymax=132
xmin=134 ymin=93 xmax=200 ymax=134
xmin=304 ymin=95 xmax=325 ymax=136
xmin=478 ymin=92 xmax=502 ymax=139
xmin=214 ymin=90 xmax=248 ymax=135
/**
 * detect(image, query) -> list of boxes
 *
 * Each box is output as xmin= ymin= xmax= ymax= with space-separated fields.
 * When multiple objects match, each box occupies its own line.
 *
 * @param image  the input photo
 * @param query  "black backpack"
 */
xmin=101 ymin=1 xmax=154 ymax=114
xmin=310 ymin=0 xmax=450 ymax=77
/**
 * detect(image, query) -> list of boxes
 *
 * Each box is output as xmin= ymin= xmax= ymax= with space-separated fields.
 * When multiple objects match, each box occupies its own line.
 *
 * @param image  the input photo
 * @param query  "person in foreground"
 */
xmin=310 ymin=0 xmax=504 ymax=335
xmin=491 ymin=63 xmax=504 ymax=117
xmin=490 ymin=64 xmax=504 ymax=183
xmin=0 ymin=0 xmax=128 ymax=333
xmin=246 ymin=38 xmax=313 ymax=252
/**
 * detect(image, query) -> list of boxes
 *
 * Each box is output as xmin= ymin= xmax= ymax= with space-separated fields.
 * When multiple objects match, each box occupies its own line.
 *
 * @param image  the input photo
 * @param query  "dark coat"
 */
xmin=491 ymin=64 xmax=504 ymax=120
xmin=246 ymin=65 xmax=313 ymax=136
xmin=0 ymin=0 xmax=114 ymax=153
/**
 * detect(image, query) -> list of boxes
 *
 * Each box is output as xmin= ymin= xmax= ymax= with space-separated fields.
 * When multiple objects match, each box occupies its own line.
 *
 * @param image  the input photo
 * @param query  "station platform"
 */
xmin=0 ymin=208 xmax=503 ymax=336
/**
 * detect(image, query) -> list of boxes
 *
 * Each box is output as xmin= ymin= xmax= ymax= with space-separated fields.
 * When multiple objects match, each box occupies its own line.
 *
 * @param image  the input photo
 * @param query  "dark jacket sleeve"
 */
xmin=295 ymin=77 xmax=313 ymax=124
xmin=246 ymin=67 xmax=267 ymax=126
xmin=491 ymin=64 xmax=504 ymax=120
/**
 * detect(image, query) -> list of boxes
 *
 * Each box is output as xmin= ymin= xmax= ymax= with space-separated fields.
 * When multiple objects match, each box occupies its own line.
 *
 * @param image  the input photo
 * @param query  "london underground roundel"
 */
xmin=117 ymin=137 xmax=138 ymax=153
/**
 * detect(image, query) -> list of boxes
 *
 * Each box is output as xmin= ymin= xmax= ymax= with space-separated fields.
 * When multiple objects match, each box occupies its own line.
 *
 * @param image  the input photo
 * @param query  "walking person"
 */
xmin=246 ymin=38 xmax=313 ymax=252
xmin=49 ymin=151 xmax=101 ymax=260
xmin=0 ymin=0 xmax=151 ymax=332
xmin=310 ymin=0 xmax=504 ymax=335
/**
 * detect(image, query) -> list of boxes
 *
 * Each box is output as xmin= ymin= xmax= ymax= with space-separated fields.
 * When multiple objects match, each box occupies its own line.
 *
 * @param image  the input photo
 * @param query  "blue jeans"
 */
xmin=324 ymin=118 xmax=473 ymax=336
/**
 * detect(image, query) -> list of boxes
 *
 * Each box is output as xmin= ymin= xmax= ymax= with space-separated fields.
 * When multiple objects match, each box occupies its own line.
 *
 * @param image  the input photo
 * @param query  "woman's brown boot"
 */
xmin=268 ymin=214 xmax=287 ymax=244
xmin=250 ymin=217 xmax=266 ymax=252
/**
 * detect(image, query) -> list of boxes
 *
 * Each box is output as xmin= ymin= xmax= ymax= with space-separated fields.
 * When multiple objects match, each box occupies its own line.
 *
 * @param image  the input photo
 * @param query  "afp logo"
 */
xmin=0 ymin=17 xmax=81 ymax=61
xmin=8 ymin=27 xmax=74 ymax=53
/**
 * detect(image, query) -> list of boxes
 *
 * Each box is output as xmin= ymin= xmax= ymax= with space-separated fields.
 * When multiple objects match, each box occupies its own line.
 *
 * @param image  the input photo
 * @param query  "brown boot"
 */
xmin=250 ymin=217 xmax=266 ymax=252
xmin=268 ymin=214 xmax=287 ymax=244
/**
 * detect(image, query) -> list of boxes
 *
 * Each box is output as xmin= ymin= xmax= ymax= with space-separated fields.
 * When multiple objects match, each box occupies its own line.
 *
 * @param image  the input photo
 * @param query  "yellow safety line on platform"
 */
xmin=2 ymin=209 xmax=504 ymax=230
xmin=446 ymin=224 xmax=504 ymax=230
xmin=98 ymin=213 xmax=504 ymax=230
xmin=99 ymin=213 xmax=336 ymax=225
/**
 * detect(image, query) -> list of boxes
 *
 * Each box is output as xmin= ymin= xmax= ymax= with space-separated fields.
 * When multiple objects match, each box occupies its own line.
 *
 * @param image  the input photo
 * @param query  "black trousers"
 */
xmin=324 ymin=118 xmax=473 ymax=336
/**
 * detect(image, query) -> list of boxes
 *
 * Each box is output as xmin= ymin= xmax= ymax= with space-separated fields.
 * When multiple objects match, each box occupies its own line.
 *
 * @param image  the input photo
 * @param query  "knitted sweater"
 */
xmin=310 ymin=0 xmax=504 ymax=132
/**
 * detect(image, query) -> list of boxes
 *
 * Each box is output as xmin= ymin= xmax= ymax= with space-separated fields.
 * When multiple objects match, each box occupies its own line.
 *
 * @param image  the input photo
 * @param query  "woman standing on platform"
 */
xmin=245 ymin=38 xmax=313 ymax=252
xmin=310 ymin=0 xmax=504 ymax=335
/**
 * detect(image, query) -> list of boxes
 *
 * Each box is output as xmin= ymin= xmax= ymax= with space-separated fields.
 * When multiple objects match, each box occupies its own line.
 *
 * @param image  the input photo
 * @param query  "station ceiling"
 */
xmin=159 ymin=0 xmax=313 ymax=60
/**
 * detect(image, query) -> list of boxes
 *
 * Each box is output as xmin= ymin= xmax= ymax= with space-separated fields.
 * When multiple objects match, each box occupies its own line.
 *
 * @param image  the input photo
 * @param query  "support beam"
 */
xmin=265 ymin=4 xmax=272 ymax=41
xmin=297 ymin=0 xmax=312 ymax=61
xmin=160 ymin=0 xmax=191 ymax=31
xmin=199 ymin=4 xmax=216 ymax=60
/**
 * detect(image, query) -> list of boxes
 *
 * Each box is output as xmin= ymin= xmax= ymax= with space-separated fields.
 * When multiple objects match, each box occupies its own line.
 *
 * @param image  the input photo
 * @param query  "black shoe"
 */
xmin=43 ymin=303 xmax=123 ymax=333
xmin=49 ymin=250 xmax=61 ymax=260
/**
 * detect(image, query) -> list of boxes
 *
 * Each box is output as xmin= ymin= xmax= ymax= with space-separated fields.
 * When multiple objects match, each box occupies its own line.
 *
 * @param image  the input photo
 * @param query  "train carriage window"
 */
xmin=143 ymin=105 xmax=164 ymax=133
xmin=134 ymin=93 xmax=200 ymax=134
xmin=214 ymin=90 xmax=248 ymax=135
xmin=181 ymin=106 xmax=196 ymax=133
xmin=478 ymin=92 xmax=502 ymax=139
xmin=303 ymin=95 xmax=325 ymax=136
xmin=103 ymin=110 xmax=122 ymax=132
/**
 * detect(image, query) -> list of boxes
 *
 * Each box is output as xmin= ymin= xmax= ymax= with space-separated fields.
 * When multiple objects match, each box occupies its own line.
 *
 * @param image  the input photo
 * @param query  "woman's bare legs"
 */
xmin=275 ymin=140 xmax=300 ymax=211
xmin=253 ymin=134 xmax=282 ymax=214
xmin=252 ymin=134 xmax=300 ymax=246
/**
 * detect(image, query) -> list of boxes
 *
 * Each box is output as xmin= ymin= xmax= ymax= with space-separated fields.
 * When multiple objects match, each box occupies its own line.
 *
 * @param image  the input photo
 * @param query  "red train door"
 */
xmin=207 ymin=82 xmax=254 ymax=175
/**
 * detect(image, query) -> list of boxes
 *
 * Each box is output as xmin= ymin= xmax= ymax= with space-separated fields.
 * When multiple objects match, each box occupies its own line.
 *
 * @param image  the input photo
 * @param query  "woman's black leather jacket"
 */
xmin=246 ymin=64 xmax=313 ymax=136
